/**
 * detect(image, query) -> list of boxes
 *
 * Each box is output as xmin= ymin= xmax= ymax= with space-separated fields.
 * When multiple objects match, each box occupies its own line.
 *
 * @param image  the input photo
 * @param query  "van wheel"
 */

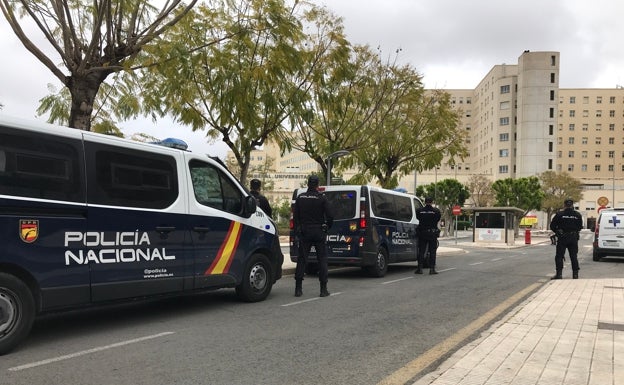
xmin=236 ymin=254 xmax=273 ymax=302
xmin=367 ymin=248 xmax=388 ymax=277
xmin=0 ymin=273 xmax=35 ymax=355
xmin=593 ymin=251 xmax=602 ymax=261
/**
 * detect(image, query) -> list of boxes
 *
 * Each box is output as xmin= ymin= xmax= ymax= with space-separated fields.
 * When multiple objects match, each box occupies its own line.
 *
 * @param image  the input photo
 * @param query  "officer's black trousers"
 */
xmin=295 ymin=228 xmax=329 ymax=284
xmin=418 ymin=235 xmax=438 ymax=268
xmin=555 ymin=235 xmax=579 ymax=272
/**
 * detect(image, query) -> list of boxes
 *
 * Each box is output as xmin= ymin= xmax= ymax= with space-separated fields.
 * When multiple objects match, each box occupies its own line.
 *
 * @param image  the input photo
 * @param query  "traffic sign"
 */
xmin=597 ymin=196 xmax=609 ymax=206
xmin=452 ymin=205 xmax=461 ymax=216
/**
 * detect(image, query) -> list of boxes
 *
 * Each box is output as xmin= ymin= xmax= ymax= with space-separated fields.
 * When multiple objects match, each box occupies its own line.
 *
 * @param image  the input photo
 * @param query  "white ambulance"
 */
xmin=593 ymin=208 xmax=624 ymax=261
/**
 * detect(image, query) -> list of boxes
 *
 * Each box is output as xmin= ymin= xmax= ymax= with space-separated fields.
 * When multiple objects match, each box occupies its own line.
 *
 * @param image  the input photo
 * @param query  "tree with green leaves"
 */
xmin=416 ymin=179 xmax=470 ymax=236
xmin=491 ymin=176 xmax=545 ymax=234
xmin=141 ymin=0 xmax=331 ymax=185
xmin=349 ymin=88 xmax=466 ymax=188
xmin=1 ymin=0 xmax=198 ymax=130
xmin=539 ymin=171 xmax=583 ymax=229
xmin=466 ymin=174 xmax=494 ymax=207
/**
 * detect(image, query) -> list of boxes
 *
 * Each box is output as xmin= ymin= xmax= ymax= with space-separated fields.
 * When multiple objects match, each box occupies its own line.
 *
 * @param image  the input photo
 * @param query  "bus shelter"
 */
xmin=467 ymin=207 xmax=525 ymax=246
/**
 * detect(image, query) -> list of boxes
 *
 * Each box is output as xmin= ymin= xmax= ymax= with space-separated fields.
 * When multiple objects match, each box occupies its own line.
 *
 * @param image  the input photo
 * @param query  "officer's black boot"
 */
xmin=414 ymin=266 xmax=423 ymax=274
xmin=295 ymin=280 xmax=303 ymax=297
xmin=573 ymin=271 xmax=579 ymax=279
xmin=429 ymin=267 xmax=438 ymax=275
xmin=551 ymin=270 xmax=562 ymax=280
xmin=320 ymin=282 xmax=330 ymax=297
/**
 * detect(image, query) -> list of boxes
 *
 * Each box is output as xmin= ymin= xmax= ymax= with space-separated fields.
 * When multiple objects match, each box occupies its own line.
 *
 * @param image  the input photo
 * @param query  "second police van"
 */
xmin=289 ymin=185 xmax=423 ymax=277
xmin=0 ymin=115 xmax=283 ymax=354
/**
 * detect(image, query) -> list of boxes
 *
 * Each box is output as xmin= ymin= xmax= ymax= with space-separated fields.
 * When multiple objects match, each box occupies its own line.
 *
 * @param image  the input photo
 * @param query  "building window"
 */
xmin=583 ymin=96 xmax=589 ymax=104
xmin=609 ymin=150 xmax=615 ymax=158
xmin=466 ymin=97 xmax=472 ymax=104
xmin=597 ymin=96 xmax=603 ymax=104
xmin=569 ymin=96 xmax=576 ymax=104
xmin=582 ymin=151 xmax=588 ymax=158
xmin=609 ymin=164 xmax=614 ymax=172
xmin=551 ymin=55 xmax=556 ymax=66
xmin=595 ymin=165 xmax=601 ymax=171
xmin=596 ymin=110 xmax=602 ymax=117
xmin=609 ymin=138 xmax=615 ymax=144
xmin=569 ymin=110 xmax=575 ymax=117
xmin=550 ymin=90 xmax=555 ymax=101
xmin=610 ymin=110 xmax=616 ymax=117
xmin=583 ymin=110 xmax=589 ymax=117
xmin=596 ymin=137 xmax=601 ymax=145
xmin=500 ymin=149 xmax=509 ymax=157
xmin=582 ymin=137 xmax=588 ymax=144
xmin=569 ymin=124 xmax=575 ymax=131
xmin=550 ymin=108 xmax=554 ymax=118
xmin=596 ymin=124 xmax=602 ymax=131
xmin=500 ymin=101 xmax=510 ymax=110
xmin=596 ymin=151 xmax=601 ymax=158
xmin=500 ymin=117 xmax=510 ymax=125
xmin=610 ymin=123 xmax=615 ymax=131
xmin=550 ymin=73 xmax=555 ymax=83
xmin=499 ymin=165 xmax=509 ymax=173
xmin=549 ymin=125 xmax=554 ymax=135
xmin=568 ymin=164 xmax=574 ymax=171
xmin=557 ymin=151 xmax=562 ymax=158
xmin=582 ymin=124 xmax=588 ymax=131
xmin=568 ymin=137 xmax=575 ymax=144
xmin=499 ymin=133 xmax=509 ymax=141
xmin=500 ymin=85 xmax=510 ymax=94
xmin=581 ymin=164 xmax=587 ymax=171
xmin=549 ymin=142 xmax=553 ymax=152
xmin=568 ymin=151 xmax=575 ymax=158
xmin=610 ymin=96 xmax=616 ymax=104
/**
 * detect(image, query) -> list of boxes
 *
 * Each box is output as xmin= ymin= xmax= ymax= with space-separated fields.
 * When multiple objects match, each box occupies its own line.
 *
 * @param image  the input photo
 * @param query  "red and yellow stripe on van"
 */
xmin=205 ymin=221 xmax=242 ymax=275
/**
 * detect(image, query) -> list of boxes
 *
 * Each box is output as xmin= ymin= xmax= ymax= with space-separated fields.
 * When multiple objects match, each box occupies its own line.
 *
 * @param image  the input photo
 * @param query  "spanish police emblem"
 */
xmin=20 ymin=219 xmax=39 ymax=243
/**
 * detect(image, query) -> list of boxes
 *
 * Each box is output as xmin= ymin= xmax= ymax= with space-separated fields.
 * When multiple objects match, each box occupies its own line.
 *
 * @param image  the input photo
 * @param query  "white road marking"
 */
xmin=8 ymin=332 xmax=175 ymax=372
xmin=381 ymin=277 xmax=414 ymax=285
xmin=492 ymin=258 xmax=502 ymax=262
xmin=281 ymin=292 xmax=343 ymax=307
xmin=469 ymin=262 xmax=484 ymax=265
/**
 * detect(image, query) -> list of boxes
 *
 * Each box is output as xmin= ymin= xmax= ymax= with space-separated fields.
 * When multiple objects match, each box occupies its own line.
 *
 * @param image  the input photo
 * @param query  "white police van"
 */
xmin=289 ymin=185 xmax=422 ymax=277
xmin=593 ymin=208 xmax=624 ymax=261
xmin=0 ymin=115 xmax=283 ymax=354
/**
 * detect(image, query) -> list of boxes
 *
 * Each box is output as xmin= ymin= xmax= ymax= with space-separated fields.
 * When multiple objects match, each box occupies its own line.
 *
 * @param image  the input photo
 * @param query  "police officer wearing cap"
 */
xmin=550 ymin=198 xmax=583 ymax=279
xmin=249 ymin=178 xmax=272 ymax=218
xmin=415 ymin=197 xmax=442 ymax=275
xmin=293 ymin=175 xmax=334 ymax=297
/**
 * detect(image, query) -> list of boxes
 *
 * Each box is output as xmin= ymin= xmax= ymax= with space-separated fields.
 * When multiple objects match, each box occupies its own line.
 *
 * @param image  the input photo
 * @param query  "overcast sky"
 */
xmin=1 ymin=0 xmax=624 ymax=157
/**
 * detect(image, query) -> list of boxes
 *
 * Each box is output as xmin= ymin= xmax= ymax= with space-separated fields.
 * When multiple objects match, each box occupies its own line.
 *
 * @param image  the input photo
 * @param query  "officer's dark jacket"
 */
xmin=250 ymin=190 xmax=272 ymax=218
xmin=294 ymin=188 xmax=333 ymax=230
xmin=550 ymin=207 xmax=583 ymax=233
xmin=416 ymin=204 xmax=441 ymax=229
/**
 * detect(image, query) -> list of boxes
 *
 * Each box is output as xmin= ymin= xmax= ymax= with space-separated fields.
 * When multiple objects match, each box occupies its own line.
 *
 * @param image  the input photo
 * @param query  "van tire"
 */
xmin=593 ymin=251 xmax=602 ymax=261
xmin=236 ymin=254 xmax=273 ymax=302
xmin=0 ymin=273 xmax=35 ymax=355
xmin=367 ymin=248 xmax=388 ymax=277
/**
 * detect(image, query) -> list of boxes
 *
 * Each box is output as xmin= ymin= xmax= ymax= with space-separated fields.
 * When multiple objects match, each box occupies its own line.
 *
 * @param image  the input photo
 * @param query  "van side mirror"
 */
xmin=243 ymin=195 xmax=257 ymax=217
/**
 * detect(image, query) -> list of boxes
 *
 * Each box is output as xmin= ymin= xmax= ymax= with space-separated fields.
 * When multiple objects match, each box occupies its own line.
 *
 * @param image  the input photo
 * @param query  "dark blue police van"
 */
xmin=289 ymin=185 xmax=422 ymax=277
xmin=0 ymin=115 xmax=283 ymax=354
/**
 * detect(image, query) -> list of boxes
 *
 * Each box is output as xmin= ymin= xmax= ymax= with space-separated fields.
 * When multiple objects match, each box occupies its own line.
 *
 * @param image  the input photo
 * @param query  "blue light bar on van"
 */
xmin=152 ymin=138 xmax=188 ymax=150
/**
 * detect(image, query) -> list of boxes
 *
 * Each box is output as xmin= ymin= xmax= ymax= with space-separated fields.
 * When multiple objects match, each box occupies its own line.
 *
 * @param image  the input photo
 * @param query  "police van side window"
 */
xmin=395 ymin=195 xmax=413 ymax=222
xmin=189 ymin=159 xmax=243 ymax=215
xmin=371 ymin=191 xmax=396 ymax=220
xmin=85 ymin=143 xmax=178 ymax=209
xmin=0 ymin=127 xmax=84 ymax=202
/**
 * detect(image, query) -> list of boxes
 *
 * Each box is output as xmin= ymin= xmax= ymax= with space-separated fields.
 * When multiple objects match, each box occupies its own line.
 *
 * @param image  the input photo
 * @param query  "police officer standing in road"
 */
xmin=415 ymin=197 xmax=442 ymax=275
xmin=293 ymin=175 xmax=334 ymax=297
xmin=249 ymin=178 xmax=272 ymax=218
xmin=550 ymin=198 xmax=583 ymax=279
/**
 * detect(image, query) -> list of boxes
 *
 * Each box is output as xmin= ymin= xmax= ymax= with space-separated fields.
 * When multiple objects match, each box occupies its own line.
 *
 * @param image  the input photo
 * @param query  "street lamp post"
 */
xmin=326 ymin=150 xmax=350 ymax=186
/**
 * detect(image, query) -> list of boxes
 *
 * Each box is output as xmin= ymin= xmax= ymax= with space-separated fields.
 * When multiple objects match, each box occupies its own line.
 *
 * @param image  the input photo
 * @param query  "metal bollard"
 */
xmin=524 ymin=229 xmax=531 ymax=244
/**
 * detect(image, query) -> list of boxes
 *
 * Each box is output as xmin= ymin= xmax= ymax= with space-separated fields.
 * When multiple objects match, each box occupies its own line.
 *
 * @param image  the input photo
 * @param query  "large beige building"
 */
xmin=228 ymin=50 xmax=624 ymax=223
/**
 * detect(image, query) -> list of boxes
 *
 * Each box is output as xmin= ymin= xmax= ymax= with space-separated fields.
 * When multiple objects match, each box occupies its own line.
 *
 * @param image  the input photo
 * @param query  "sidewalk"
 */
xmin=412 ymin=278 xmax=624 ymax=385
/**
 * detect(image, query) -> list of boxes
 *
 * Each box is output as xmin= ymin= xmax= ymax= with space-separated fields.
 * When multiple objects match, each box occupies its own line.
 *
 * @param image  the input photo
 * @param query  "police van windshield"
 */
xmin=323 ymin=190 xmax=358 ymax=221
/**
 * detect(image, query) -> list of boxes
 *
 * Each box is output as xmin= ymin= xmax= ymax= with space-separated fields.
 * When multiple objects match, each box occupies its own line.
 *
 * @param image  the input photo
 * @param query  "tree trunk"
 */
xmin=66 ymin=72 xmax=107 ymax=131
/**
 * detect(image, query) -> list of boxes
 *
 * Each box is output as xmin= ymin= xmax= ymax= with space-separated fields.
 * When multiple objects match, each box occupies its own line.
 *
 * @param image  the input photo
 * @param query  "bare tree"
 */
xmin=0 ymin=0 xmax=198 ymax=130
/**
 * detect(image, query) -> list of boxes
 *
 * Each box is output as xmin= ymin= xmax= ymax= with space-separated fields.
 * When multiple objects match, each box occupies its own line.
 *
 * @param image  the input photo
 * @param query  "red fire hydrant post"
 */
xmin=525 ymin=229 xmax=531 ymax=244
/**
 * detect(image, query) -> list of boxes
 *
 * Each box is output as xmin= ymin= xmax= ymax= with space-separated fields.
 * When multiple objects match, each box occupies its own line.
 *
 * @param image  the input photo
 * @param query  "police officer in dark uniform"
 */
xmin=293 ymin=175 xmax=334 ymax=297
xmin=249 ymin=178 xmax=272 ymax=218
xmin=415 ymin=197 xmax=442 ymax=275
xmin=550 ymin=198 xmax=583 ymax=279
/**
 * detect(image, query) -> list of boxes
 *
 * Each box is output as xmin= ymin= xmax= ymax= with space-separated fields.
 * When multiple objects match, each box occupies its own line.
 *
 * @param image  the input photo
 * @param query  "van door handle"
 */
xmin=155 ymin=226 xmax=176 ymax=239
xmin=193 ymin=226 xmax=211 ymax=233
